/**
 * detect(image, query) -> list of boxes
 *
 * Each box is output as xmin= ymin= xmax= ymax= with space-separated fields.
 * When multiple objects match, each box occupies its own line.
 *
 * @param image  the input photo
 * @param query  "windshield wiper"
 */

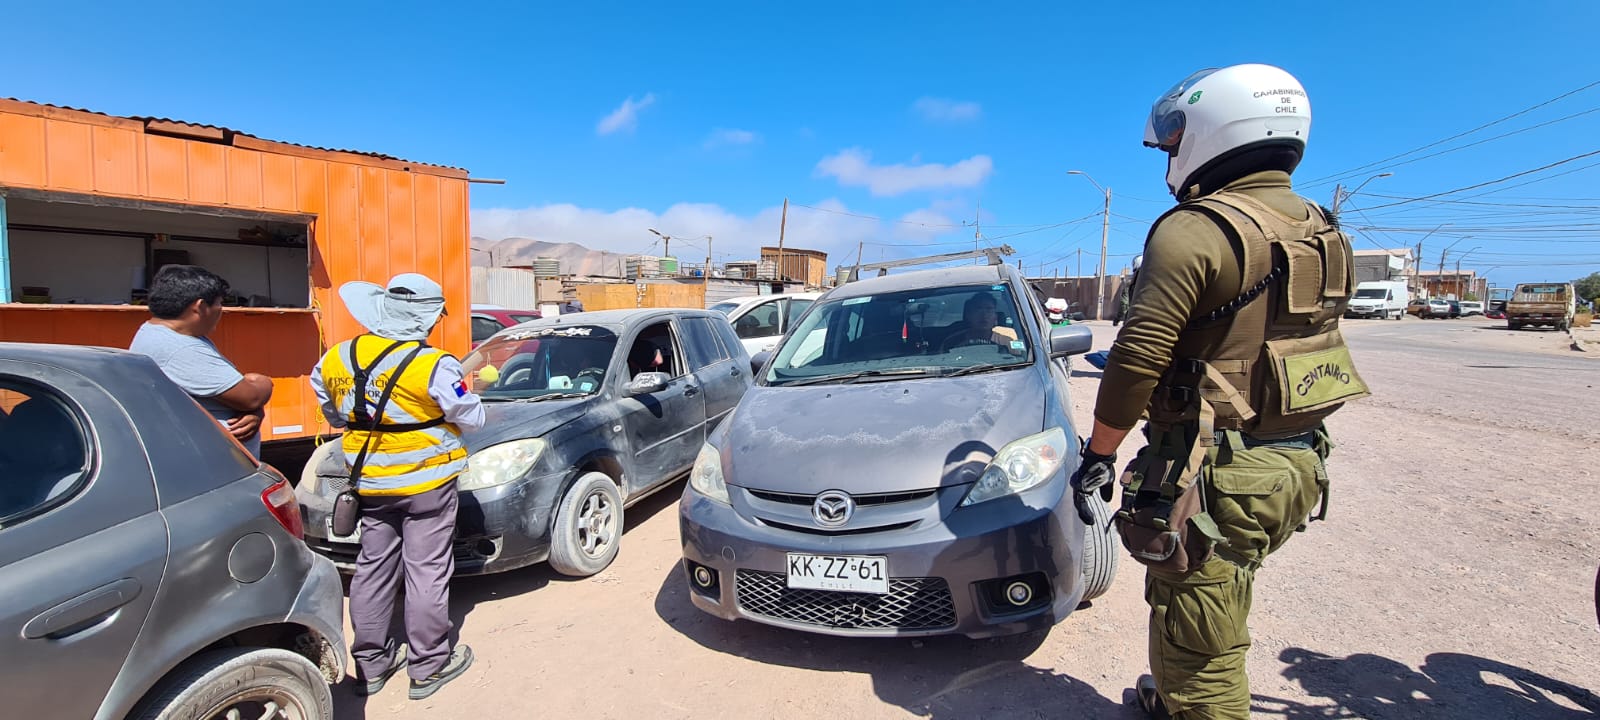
xmin=942 ymin=362 xmax=1027 ymax=378
xmin=778 ymin=367 xmax=938 ymax=386
xmin=520 ymin=392 xmax=592 ymax=402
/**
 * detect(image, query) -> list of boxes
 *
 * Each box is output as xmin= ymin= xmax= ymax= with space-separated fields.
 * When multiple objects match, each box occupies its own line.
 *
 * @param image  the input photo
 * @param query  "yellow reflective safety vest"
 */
xmin=317 ymin=334 xmax=468 ymax=496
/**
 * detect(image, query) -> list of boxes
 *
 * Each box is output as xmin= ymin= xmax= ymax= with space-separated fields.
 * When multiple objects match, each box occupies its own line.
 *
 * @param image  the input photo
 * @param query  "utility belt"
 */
xmin=1114 ymin=372 xmax=1333 ymax=576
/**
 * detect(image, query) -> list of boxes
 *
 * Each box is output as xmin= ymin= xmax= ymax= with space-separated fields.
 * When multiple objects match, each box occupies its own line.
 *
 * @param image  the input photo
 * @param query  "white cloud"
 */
xmin=470 ymin=199 xmax=964 ymax=266
xmin=703 ymin=128 xmax=760 ymax=149
xmin=596 ymin=93 xmax=657 ymax=136
xmin=815 ymin=148 xmax=994 ymax=197
xmin=913 ymin=97 xmax=982 ymax=123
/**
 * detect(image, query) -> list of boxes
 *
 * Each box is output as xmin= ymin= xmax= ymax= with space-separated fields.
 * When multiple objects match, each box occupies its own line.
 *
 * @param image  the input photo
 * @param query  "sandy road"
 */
xmin=334 ymin=316 xmax=1600 ymax=720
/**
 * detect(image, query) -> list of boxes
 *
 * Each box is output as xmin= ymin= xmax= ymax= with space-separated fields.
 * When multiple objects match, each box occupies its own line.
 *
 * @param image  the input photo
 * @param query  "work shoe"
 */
xmin=354 ymin=643 xmax=408 ymax=697
xmin=1136 ymin=675 xmax=1173 ymax=720
xmin=409 ymin=645 xmax=474 ymax=700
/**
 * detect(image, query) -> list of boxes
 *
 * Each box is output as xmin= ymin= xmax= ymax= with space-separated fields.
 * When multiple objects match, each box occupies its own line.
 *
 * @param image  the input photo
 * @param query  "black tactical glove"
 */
xmin=1069 ymin=444 xmax=1117 ymax=525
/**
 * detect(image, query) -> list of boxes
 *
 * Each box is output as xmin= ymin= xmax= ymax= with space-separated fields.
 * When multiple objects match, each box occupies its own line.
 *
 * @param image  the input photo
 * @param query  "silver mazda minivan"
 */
xmin=677 ymin=263 xmax=1118 ymax=638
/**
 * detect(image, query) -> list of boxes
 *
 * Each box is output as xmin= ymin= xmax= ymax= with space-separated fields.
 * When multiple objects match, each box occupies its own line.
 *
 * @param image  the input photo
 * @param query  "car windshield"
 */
xmin=461 ymin=326 xmax=618 ymax=400
xmin=765 ymin=283 xmax=1032 ymax=385
xmin=709 ymin=302 xmax=741 ymax=315
xmin=510 ymin=313 xmax=540 ymax=324
xmin=1353 ymin=288 xmax=1387 ymax=299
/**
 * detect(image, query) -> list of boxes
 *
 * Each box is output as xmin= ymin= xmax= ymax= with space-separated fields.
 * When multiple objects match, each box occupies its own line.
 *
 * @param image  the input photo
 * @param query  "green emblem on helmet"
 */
xmin=1187 ymin=91 xmax=1203 ymax=105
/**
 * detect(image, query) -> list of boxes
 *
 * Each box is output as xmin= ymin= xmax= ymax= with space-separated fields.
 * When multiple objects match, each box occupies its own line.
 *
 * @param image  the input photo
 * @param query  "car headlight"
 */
xmin=689 ymin=443 xmax=731 ymax=504
xmin=457 ymin=438 xmax=548 ymax=491
xmin=960 ymin=427 xmax=1069 ymax=506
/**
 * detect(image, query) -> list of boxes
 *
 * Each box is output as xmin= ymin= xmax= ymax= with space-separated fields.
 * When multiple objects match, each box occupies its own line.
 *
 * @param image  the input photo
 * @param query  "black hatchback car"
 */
xmin=299 ymin=308 xmax=753 ymax=577
xmin=678 ymin=264 xmax=1118 ymax=639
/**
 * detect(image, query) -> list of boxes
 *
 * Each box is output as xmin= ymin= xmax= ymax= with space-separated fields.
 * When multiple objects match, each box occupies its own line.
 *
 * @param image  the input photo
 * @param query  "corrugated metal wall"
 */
xmin=471 ymin=267 xmax=540 ymax=308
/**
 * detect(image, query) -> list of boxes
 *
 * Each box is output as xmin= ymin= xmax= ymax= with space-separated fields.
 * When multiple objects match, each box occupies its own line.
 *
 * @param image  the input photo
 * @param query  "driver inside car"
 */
xmin=942 ymin=293 xmax=1017 ymax=351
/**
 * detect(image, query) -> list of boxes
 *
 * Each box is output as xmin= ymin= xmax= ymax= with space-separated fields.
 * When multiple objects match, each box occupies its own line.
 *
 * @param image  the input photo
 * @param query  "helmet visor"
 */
xmin=1144 ymin=68 xmax=1218 ymax=155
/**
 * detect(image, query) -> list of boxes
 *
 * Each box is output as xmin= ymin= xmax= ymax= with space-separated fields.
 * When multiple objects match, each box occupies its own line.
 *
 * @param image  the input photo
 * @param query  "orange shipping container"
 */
xmin=0 ymin=98 xmax=474 ymax=454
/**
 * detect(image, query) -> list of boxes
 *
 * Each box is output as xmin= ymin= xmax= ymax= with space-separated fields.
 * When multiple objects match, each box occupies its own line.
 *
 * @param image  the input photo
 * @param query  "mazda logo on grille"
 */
xmin=812 ymin=490 xmax=855 ymax=528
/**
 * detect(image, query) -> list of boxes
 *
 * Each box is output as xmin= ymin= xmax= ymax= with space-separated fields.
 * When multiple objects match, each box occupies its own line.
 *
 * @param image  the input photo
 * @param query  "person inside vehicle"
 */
xmin=941 ymin=293 xmax=1010 ymax=351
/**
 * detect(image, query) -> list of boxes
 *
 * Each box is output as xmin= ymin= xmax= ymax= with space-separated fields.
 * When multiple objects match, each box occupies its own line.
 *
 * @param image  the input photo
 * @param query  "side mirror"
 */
xmin=751 ymin=350 xmax=772 ymax=376
xmin=1049 ymin=324 xmax=1094 ymax=358
xmin=625 ymin=372 xmax=670 ymax=397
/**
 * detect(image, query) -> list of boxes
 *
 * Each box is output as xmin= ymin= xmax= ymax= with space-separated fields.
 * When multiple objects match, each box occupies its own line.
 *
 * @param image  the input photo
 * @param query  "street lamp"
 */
xmin=1332 ymin=172 xmax=1393 ymax=214
xmin=1067 ymin=170 xmax=1112 ymax=320
xmin=1434 ymin=235 xmax=1472 ymax=298
xmin=1454 ymin=246 xmax=1481 ymax=299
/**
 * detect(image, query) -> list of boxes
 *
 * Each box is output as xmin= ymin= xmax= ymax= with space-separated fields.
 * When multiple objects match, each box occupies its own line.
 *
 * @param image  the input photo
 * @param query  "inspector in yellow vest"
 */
xmin=318 ymin=334 xmax=468 ymax=496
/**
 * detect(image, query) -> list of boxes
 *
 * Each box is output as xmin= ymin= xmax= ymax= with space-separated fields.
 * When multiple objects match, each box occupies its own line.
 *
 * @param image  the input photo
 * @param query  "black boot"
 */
xmin=1136 ymin=675 xmax=1173 ymax=719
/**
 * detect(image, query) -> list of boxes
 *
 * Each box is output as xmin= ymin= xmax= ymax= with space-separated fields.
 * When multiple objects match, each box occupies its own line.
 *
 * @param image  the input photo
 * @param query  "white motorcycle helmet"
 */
xmin=1144 ymin=63 xmax=1311 ymax=198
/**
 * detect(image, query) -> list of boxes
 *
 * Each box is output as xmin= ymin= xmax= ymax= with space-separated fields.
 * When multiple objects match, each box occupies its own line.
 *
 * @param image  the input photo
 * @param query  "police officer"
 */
xmin=310 ymin=272 xmax=485 ymax=700
xmin=1069 ymin=64 xmax=1367 ymax=719
xmin=1114 ymin=254 xmax=1144 ymax=326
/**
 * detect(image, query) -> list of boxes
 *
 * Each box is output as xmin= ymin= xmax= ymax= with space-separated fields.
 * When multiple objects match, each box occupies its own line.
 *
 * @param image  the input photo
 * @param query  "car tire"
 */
xmin=1079 ymin=496 xmax=1118 ymax=602
xmin=131 ymin=647 xmax=331 ymax=720
xmin=549 ymin=471 xmax=624 ymax=577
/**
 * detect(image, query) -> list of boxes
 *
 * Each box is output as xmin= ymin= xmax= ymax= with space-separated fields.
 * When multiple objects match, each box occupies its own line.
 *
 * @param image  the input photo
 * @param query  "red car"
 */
xmin=471 ymin=304 xmax=542 ymax=348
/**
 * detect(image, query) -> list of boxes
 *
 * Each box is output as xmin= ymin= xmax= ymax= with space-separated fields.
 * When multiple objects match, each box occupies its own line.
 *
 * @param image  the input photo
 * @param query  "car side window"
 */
xmin=709 ymin=316 xmax=746 ymax=360
xmin=471 ymin=315 xmax=505 ymax=343
xmin=0 ymin=379 xmax=91 ymax=526
xmin=785 ymin=299 xmax=815 ymax=332
xmin=682 ymin=318 xmax=731 ymax=370
xmin=626 ymin=321 xmax=685 ymax=379
xmin=735 ymin=301 xmax=782 ymax=339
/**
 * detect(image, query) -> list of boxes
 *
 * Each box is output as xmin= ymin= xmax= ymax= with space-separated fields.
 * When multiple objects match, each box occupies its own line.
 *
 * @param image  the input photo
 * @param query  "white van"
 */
xmin=1346 ymin=280 xmax=1409 ymax=320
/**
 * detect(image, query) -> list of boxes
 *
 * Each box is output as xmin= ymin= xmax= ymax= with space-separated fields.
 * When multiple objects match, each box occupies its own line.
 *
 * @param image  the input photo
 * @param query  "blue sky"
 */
xmin=6 ymin=1 xmax=1600 ymax=287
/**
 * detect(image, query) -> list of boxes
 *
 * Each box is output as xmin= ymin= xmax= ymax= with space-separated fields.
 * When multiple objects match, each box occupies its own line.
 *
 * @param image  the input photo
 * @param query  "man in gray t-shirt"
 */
xmin=128 ymin=266 xmax=273 ymax=459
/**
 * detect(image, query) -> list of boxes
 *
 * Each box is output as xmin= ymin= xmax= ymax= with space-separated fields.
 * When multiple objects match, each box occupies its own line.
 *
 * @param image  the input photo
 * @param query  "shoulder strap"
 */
xmin=347 ymin=342 xmax=428 ymax=489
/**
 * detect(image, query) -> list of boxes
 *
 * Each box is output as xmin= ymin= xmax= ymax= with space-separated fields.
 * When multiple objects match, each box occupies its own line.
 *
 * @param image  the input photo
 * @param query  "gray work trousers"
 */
xmin=349 ymin=480 xmax=458 ymax=682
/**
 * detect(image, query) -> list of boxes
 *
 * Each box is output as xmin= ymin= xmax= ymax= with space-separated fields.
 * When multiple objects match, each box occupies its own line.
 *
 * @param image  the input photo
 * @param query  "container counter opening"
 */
xmin=3 ymin=192 xmax=313 ymax=309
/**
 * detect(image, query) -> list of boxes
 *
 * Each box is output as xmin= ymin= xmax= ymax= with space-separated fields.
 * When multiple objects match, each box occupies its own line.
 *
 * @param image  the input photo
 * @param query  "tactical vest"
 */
xmin=318 ymin=335 xmax=468 ymax=496
xmin=1146 ymin=190 xmax=1370 ymax=442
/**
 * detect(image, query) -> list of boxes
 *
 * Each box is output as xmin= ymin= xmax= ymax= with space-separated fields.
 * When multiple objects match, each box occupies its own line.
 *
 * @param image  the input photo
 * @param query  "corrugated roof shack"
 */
xmin=0 ymin=98 xmax=473 ymax=448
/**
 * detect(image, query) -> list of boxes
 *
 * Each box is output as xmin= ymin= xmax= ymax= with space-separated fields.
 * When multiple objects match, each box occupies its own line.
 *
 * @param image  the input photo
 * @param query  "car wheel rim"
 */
xmin=576 ymin=490 xmax=616 ymax=558
xmin=202 ymin=688 xmax=306 ymax=720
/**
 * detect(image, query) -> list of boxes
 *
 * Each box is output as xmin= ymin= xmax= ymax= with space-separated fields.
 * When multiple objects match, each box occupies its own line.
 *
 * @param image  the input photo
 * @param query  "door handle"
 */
xmin=730 ymin=366 xmax=741 ymax=376
xmin=684 ymin=385 xmax=700 ymax=397
xmin=24 ymin=578 xmax=143 ymax=640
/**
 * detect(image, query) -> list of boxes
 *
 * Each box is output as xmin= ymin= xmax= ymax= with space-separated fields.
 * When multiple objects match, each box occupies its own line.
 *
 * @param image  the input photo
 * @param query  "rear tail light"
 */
xmin=261 ymin=479 xmax=305 ymax=539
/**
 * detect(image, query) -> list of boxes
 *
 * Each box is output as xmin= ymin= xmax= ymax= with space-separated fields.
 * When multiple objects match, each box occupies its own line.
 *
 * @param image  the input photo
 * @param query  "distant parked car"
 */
xmin=1406 ymin=298 xmax=1430 ymax=317
xmin=1458 ymin=301 xmax=1484 ymax=317
xmin=472 ymin=304 xmax=543 ymax=348
xmin=708 ymin=292 xmax=822 ymax=357
xmin=0 ymin=343 xmax=345 ymax=720
xmin=300 ymin=308 xmax=753 ymax=577
xmin=1421 ymin=298 xmax=1452 ymax=318
xmin=679 ymin=264 xmax=1117 ymax=639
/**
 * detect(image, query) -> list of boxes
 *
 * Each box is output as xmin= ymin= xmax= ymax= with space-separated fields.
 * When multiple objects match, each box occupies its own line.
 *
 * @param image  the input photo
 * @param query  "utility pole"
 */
xmin=1096 ymin=188 xmax=1111 ymax=320
xmin=777 ymin=197 xmax=788 ymax=282
xmin=1331 ymin=183 xmax=1344 ymax=214
xmin=705 ymin=235 xmax=713 ymax=280
xmin=974 ymin=200 xmax=982 ymax=265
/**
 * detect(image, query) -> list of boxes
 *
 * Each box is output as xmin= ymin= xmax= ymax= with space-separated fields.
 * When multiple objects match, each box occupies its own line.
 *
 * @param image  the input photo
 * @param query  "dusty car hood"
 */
xmin=463 ymin=398 xmax=590 ymax=451
xmin=722 ymin=369 xmax=1046 ymax=494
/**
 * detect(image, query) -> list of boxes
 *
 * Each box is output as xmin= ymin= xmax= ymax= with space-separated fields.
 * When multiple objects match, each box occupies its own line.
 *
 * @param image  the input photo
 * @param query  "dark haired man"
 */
xmin=129 ymin=265 xmax=273 ymax=458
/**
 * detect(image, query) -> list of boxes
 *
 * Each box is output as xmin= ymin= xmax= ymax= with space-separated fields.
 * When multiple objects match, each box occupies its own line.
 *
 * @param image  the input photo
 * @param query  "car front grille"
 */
xmin=735 ymin=570 xmax=957 ymax=632
xmin=747 ymin=489 xmax=937 ymax=507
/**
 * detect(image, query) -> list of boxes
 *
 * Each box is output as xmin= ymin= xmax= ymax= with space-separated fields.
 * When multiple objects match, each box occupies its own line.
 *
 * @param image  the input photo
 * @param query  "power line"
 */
xmin=1356 ymin=149 xmax=1600 ymax=211
xmin=1302 ymin=79 xmax=1600 ymax=188
xmin=1326 ymin=106 xmax=1600 ymax=185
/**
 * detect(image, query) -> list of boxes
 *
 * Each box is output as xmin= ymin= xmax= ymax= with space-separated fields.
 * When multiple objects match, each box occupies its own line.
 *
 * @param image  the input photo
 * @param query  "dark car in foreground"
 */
xmin=299 ymin=308 xmax=753 ymax=577
xmin=0 ymin=343 xmax=345 ymax=720
xmin=678 ymin=264 xmax=1117 ymax=639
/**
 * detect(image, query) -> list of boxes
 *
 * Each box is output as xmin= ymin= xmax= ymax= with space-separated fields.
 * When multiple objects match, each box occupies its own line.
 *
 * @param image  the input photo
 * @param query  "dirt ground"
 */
xmin=333 ymin=317 xmax=1600 ymax=720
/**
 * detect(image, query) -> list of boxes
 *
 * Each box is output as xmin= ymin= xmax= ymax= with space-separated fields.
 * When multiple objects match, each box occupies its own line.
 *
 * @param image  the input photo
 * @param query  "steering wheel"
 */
xmin=573 ymin=367 xmax=607 ymax=389
xmin=940 ymin=331 xmax=994 ymax=353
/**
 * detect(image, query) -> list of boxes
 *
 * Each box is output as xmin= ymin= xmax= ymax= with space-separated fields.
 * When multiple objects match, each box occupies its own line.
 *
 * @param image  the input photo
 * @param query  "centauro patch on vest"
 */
xmin=1272 ymin=343 xmax=1370 ymax=413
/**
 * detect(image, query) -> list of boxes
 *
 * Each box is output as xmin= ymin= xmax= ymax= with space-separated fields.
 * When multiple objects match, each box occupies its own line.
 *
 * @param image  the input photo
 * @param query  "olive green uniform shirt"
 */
xmin=1094 ymin=170 xmax=1313 ymax=431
